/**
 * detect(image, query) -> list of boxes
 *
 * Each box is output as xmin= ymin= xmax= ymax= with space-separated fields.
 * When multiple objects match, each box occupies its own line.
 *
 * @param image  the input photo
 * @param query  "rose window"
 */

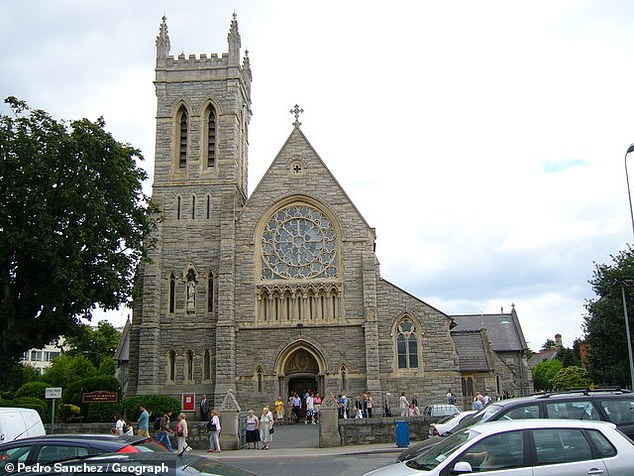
xmin=261 ymin=205 xmax=337 ymax=279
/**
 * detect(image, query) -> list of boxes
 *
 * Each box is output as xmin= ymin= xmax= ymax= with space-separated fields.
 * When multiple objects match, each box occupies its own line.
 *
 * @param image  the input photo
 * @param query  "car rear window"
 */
xmin=585 ymin=429 xmax=617 ymax=457
xmin=544 ymin=401 xmax=601 ymax=421
xmin=598 ymin=398 xmax=634 ymax=425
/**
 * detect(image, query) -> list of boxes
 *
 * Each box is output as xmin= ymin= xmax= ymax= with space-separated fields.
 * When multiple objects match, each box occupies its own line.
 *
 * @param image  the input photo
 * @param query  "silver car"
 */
xmin=365 ymin=419 xmax=634 ymax=475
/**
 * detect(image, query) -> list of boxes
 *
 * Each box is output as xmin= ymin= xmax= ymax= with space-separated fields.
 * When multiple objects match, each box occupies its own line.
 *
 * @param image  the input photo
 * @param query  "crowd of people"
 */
xmin=335 ymin=392 xmax=377 ymax=419
xmin=113 ymin=387 xmax=504 ymax=453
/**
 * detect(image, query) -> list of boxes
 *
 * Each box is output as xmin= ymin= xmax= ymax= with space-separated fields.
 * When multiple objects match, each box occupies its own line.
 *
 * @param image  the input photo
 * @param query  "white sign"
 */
xmin=45 ymin=387 xmax=62 ymax=399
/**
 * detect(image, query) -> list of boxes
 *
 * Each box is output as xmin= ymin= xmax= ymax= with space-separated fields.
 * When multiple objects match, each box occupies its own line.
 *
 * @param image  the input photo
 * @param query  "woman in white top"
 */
xmin=175 ymin=413 xmax=188 ymax=454
xmin=259 ymin=406 xmax=274 ymax=450
xmin=207 ymin=410 xmax=221 ymax=453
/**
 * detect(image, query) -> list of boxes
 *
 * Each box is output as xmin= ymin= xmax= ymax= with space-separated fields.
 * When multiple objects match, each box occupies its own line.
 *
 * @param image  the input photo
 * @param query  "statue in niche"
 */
xmin=186 ymin=270 xmax=196 ymax=313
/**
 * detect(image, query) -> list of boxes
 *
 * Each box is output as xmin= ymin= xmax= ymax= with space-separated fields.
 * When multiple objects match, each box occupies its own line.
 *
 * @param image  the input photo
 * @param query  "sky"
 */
xmin=3 ymin=0 xmax=634 ymax=351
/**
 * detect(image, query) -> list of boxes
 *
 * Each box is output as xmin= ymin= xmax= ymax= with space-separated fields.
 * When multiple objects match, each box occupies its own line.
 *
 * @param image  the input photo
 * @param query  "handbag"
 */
xmin=269 ymin=426 xmax=274 ymax=434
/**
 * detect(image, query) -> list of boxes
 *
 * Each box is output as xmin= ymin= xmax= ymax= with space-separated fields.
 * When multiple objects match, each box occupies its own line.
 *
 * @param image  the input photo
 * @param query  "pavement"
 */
xmin=190 ymin=442 xmax=403 ymax=460
xmin=189 ymin=422 xmax=405 ymax=460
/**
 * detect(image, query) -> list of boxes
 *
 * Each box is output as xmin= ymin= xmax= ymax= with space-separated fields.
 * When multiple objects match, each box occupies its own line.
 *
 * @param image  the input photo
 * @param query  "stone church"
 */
xmin=120 ymin=15 xmax=532 ymax=413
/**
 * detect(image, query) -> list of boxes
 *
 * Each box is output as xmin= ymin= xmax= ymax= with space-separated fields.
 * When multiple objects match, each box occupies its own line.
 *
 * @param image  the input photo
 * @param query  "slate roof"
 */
xmin=528 ymin=346 xmax=559 ymax=368
xmin=450 ymin=306 xmax=528 ymax=353
xmin=451 ymin=329 xmax=493 ymax=372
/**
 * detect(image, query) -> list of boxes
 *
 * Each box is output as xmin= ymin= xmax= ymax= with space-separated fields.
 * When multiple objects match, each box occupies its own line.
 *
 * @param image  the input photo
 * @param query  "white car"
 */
xmin=365 ymin=419 xmax=634 ymax=475
xmin=428 ymin=411 xmax=475 ymax=437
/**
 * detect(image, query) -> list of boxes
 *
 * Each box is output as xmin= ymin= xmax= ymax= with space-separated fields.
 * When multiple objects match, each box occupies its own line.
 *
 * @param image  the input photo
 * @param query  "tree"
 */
xmin=65 ymin=321 xmax=121 ymax=369
xmin=584 ymin=247 xmax=634 ymax=387
xmin=532 ymin=359 xmax=563 ymax=392
xmin=0 ymin=97 xmax=157 ymax=377
xmin=42 ymin=353 xmax=96 ymax=388
xmin=555 ymin=347 xmax=580 ymax=368
xmin=541 ymin=338 xmax=556 ymax=350
xmin=550 ymin=366 xmax=592 ymax=391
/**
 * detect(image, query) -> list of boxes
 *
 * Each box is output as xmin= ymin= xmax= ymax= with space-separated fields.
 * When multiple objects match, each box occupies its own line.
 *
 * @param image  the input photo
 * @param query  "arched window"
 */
xmin=206 ymin=105 xmax=216 ymax=168
xmin=462 ymin=377 xmax=474 ymax=397
xmin=178 ymin=106 xmax=188 ymax=168
xmin=256 ymin=366 xmax=264 ymax=393
xmin=339 ymin=365 xmax=347 ymax=392
xmin=207 ymin=273 xmax=214 ymax=313
xmin=191 ymin=195 xmax=196 ymax=219
xmin=168 ymin=273 xmax=176 ymax=314
xmin=203 ymin=350 xmax=211 ymax=381
xmin=185 ymin=350 xmax=194 ymax=381
xmin=396 ymin=318 xmax=419 ymax=369
xmin=167 ymin=350 xmax=176 ymax=382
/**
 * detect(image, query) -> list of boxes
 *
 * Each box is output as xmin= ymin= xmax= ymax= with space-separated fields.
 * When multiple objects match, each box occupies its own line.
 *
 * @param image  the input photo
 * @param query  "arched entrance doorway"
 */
xmin=277 ymin=342 xmax=326 ymax=418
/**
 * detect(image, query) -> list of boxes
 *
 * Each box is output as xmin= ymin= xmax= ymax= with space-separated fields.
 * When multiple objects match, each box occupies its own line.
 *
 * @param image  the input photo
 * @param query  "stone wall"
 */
xmin=338 ymin=416 xmax=433 ymax=446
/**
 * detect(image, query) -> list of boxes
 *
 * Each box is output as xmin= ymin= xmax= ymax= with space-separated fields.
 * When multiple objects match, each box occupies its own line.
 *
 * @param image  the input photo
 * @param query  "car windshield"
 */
xmin=136 ymin=440 xmax=170 ymax=452
xmin=406 ymin=429 xmax=480 ymax=470
xmin=447 ymin=404 xmax=502 ymax=434
xmin=436 ymin=414 xmax=458 ymax=424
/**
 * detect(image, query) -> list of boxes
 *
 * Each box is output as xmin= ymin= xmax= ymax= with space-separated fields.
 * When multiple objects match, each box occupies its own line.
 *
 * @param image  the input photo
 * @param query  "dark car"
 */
xmin=25 ymin=451 xmax=255 ymax=476
xmin=0 ymin=434 xmax=167 ymax=475
xmin=397 ymin=387 xmax=634 ymax=462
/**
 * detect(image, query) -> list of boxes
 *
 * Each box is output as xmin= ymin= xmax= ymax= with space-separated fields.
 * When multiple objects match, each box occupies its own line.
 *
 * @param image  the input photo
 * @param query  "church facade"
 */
xmin=123 ymin=16 xmax=530 ymax=413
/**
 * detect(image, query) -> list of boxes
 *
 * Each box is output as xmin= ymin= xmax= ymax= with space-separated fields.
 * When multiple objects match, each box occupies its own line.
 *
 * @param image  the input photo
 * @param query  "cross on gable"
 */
xmin=290 ymin=104 xmax=304 ymax=127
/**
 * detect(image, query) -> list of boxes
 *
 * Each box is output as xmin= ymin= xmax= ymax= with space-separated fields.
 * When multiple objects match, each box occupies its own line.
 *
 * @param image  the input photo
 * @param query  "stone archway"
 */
xmin=277 ymin=341 xmax=327 ymax=416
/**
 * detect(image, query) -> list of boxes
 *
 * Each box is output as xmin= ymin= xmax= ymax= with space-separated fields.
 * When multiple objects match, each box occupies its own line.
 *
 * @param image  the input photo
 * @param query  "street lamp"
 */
xmin=618 ymin=280 xmax=634 ymax=391
xmin=622 ymin=144 xmax=634 ymax=390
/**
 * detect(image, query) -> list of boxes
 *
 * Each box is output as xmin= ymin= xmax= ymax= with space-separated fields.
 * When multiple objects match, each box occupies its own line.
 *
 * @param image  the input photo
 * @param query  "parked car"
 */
xmin=428 ymin=411 xmax=475 ymax=437
xmin=0 ymin=434 xmax=167 ymax=476
xmin=0 ymin=408 xmax=45 ymax=442
xmin=25 ymin=451 xmax=255 ymax=476
xmin=420 ymin=404 xmax=461 ymax=418
xmin=367 ymin=419 xmax=634 ymax=475
xmin=397 ymin=387 xmax=634 ymax=462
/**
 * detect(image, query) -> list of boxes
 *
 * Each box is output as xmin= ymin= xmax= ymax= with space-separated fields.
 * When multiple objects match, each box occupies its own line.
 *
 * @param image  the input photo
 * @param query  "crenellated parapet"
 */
xmin=155 ymin=15 xmax=250 ymax=87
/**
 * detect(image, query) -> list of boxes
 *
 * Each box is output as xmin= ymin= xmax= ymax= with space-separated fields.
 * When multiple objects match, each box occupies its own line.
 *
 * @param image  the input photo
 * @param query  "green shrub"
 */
xmin=65 ymin=375 xmax=122 ymax=423
xmin=15 ymin=381 xmax=48 ymax=400
xmin=60 ymin=404 xmax=82 ymax=423
xmin=0 ymin=397 xmax=48 ymax=421
xmin=121 ymin=395 xmax=180 ymax=423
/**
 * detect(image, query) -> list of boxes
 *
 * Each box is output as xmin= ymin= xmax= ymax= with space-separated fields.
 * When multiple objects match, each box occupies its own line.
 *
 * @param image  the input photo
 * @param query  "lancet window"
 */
xmin=167 ymin=350 xmax=176 ymax=382
xmin=168 ymin=273 xmax=176 ymax=314
xmin=206 ymin=105 xmax=216 ymax=168
xmin=178 ymin=106 xmax=188 ymax=168
xmin=396 ymin=318 xmax=419 ymax=369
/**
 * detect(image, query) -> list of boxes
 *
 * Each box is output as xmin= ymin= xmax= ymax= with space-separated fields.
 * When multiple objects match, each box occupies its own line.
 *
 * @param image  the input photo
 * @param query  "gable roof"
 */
xmin=451 ymin=329 xmax=494 ymax=372
xmin=243 ymin=125 xmax=372 ymax=231
xmin=450 ymin=306 xmax=528 ymax=353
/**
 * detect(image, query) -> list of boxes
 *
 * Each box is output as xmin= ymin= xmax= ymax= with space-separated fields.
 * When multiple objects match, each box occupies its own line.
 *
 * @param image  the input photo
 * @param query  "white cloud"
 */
xmin=3 ymin=0 xmax=634 ymax=352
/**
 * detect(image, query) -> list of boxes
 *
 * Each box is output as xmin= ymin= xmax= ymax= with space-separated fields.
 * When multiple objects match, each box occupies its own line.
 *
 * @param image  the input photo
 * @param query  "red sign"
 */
xmin=182 ymin=393 xmax=195 ymax=411
xmin=82 ymin=391 xmax=118 ymax=403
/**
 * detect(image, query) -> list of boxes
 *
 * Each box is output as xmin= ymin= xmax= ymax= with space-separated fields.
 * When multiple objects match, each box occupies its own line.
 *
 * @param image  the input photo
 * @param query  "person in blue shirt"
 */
xmin=137 ymin=405 xmax=150 ymax=437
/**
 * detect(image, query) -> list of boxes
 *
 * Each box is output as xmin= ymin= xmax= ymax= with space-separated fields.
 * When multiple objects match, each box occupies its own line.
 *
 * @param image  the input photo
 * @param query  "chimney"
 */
xmin=555 ymin=334 xmax=563 ymax=347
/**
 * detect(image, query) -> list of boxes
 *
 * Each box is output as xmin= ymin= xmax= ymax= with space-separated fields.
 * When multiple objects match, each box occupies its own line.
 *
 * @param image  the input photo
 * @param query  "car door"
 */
xmin=443 ymin=429 xmax=532 ymax=475
xmin=530 ymin=428 xmax=608 ymax=476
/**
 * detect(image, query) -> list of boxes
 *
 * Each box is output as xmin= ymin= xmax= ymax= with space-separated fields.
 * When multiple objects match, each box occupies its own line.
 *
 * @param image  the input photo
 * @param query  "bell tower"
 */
xmin=127 ymin=15 xmax=251 ymax=401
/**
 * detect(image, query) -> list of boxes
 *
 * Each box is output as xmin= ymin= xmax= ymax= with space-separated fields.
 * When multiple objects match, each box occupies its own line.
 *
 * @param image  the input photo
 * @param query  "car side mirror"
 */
xmin=450 ymin=461 xmax=473 ymax=474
